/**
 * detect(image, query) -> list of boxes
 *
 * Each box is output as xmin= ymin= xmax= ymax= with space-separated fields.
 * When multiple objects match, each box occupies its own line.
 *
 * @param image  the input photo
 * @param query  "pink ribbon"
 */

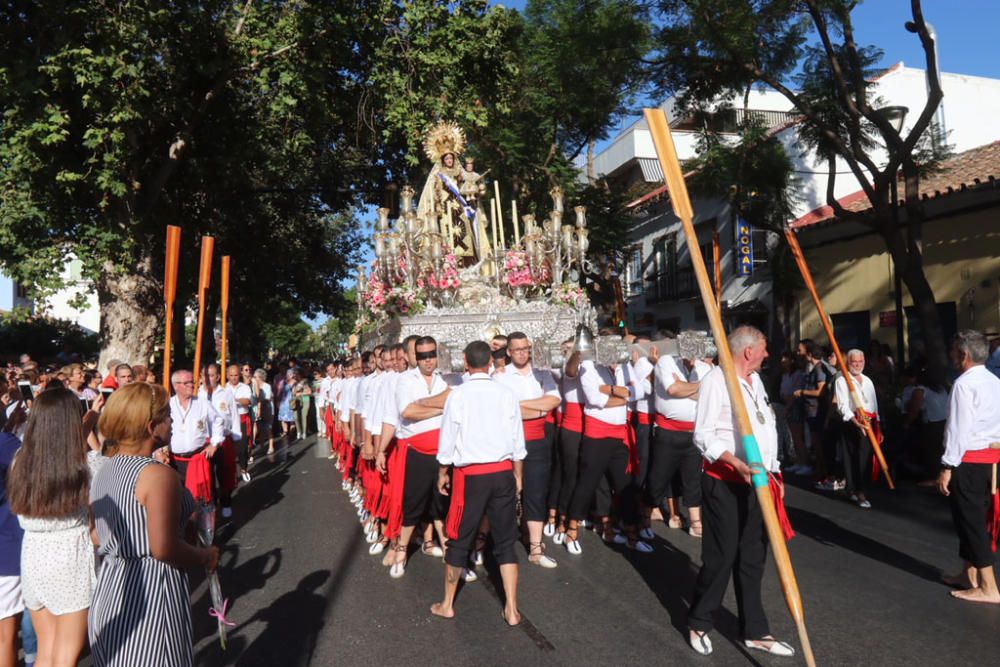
xmin=209 ymin=598 xmax=236 ymax=627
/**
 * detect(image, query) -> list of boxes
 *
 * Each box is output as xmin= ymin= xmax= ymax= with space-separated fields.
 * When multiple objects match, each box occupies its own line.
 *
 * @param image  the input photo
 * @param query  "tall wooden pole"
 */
xmin=162 ymin=226 xmax=182 ymax=391
xmin=220 ymin=256 xmax=231 ymax=372
xmin=644 ymin=108 xmax=815 ymax=667
xmin=784 ymin=228 xmax=895 ymax=489
xmin=712 ymin=229 xmax=722 ymax=312
xmin=193 ymin=236 xmax=215 ymax=390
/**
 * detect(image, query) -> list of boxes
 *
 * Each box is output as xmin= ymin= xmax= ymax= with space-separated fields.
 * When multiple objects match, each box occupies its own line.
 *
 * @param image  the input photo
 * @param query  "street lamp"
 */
xmin=879 ymin=105 xmax=909 ymax=364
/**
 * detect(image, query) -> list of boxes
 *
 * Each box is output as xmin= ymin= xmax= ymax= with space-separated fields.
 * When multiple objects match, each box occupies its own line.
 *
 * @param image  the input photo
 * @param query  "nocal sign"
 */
xmin=737 ymin=219 xmax=754 ymax=276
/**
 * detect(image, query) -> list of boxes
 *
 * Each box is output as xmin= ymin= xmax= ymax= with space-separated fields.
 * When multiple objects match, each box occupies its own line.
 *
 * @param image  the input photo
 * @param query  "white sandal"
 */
xmin=689 ymin=630 xmax=713 ymax=656
xmin=744 ymin=637 xmax=795 ymax=656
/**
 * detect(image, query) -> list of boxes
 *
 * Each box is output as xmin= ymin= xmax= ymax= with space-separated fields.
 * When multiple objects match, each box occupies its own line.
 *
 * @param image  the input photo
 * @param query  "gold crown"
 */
xmin=423 ymin=121 xmax=466 ymax=163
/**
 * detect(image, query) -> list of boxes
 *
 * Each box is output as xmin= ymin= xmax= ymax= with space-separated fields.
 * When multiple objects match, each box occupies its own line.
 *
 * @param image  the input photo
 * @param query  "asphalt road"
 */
xmin=188 ymin=436 xmax=1000 ymax=666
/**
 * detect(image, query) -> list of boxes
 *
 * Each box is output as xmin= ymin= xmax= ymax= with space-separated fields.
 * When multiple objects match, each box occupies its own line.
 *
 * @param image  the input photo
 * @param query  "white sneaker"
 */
xmin=389 ymin=561 xmax=406 ymax=579
xmin=857 ymin=498 xmax=872 ymax=509
xmin=543 ymin=522 xmax=556 ymax=537
xmin=553 ymin=531 xmax=566 ymax=545
xmin=565 ymin=539 xmax=583 ymax=555
xmin=240 ymin=470 xmax=251 ymax=483
xmin=221 ymin=507 xmax=233 ymax=519
xmin=369 ymin=541 xmax=386 ymax=556
xmin=473 ymin=549 xmax=484 ymax=566
xmin=462 ymin=568 xmax=478 ymax=583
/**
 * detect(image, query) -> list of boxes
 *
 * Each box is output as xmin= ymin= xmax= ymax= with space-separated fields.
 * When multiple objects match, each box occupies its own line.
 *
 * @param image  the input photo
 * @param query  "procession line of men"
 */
xmin=318 ymin=326 xmax=1000 ymax=655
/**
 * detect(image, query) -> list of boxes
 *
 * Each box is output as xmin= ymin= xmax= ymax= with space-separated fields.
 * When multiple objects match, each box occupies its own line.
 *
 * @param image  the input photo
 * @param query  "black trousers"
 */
xmin=568 ymin=436 xmax=637 ymax=525
xmin=645 ymin=428 xmax=702 ymax=509
xmin=688 ymin=474 xmax=770 ymax=639
xmin=445 ymin=470 xmax=519 ymax=568
xmin=633 ymin=421 xmax=652 ymax=489
xmin=841 ymin=423 xmax=872 ymax=496
xmin=949 ymin=462 xmax=997 ymax=569
xmin=556 ymin=428 xmax=582 ymax=516
xmin=545 ymin=423 xmax=561 ymax=512
xmin=403 ymin=449 xmax=446 ymax=525
xmin=238 ymin=416 xmax=251 ymax=468
xmin=522 ymin=433 xmax=553 ymax=523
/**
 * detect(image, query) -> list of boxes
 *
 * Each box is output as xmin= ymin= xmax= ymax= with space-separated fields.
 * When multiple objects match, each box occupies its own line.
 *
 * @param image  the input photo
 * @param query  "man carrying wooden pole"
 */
xmin=645 ymin=108 xmax=814 ymax=665
xmin=785 ymin=229 xmax=895 ymax=490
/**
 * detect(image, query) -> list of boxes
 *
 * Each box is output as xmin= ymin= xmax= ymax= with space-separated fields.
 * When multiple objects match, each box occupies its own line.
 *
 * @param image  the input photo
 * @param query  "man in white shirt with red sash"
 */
xmin=938 ymin=330 xmax=1000 ymax=604
xmin=227 ymin=364 xmax=253 ymax=482
xmin=493 ymin=332 xmax=561 ymax=569
xmin=687 ymin=325 xmax=794 ymax=658
xmin=386 ymin=336 xmax=450 ymax=578
xmin=645 ymin=340 xmax=704 ymax=536
xmin=170 ymin=369 xmax=226 ymax=506
xmin=834 ymin=349 xmax=881 ymax=509
xmin=200 ymin=363 xmax=240 ymax=519
xmin=432 ymin=340 xmax=526 ymax=625
xmin=551 ymin=338 xmax=585 ymax=545
xmin=564 ymin=355 xmax=652 ymax=556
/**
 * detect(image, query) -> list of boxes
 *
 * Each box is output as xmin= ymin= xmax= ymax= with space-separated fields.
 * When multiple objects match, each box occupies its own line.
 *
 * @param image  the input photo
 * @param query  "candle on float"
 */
xmin=512 ymin=199 xmax=520 ymax=246
xmin=490 ymin=198 xmax=499 ymax=257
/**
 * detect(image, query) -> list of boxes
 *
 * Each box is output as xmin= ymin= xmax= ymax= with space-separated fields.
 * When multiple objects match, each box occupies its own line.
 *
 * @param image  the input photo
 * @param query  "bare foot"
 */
xmin=503 ymin=607 xmax=522 ymax=626
xmin=430 ymin=602 xmax=455 ymax=619
xmin=951 ymin=587 xmax=1000 ymax=604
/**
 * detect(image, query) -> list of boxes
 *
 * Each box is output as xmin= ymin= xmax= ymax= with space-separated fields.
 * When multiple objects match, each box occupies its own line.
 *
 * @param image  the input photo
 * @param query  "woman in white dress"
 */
xmin=8 ymin=387 xmax=95 ymax=667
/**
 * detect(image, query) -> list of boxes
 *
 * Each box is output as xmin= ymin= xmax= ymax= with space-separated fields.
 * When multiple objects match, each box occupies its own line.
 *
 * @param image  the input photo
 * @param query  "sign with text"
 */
xmin=736 ymin=218 xmax=754 ymax=276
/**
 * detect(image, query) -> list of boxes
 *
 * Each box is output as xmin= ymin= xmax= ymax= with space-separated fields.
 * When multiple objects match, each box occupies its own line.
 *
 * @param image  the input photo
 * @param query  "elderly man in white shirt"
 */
xmin=431 ymin=340 xmax=526 ymax=626
xmin=937 ymin=330 xmax=1000 ymax=605
xmin=169 ymin=369 xmax=226 ymax=507
xmin=687 ymin=326 xmax=795 ymax=659
xmin=199 ymin=363 xmax=240 ymax=518
xmin=834 ymin=349 xmax=880 ymax=509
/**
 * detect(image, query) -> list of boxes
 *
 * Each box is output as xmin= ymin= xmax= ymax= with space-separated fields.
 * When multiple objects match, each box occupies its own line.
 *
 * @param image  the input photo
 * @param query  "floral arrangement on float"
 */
xmin=551 ymin=282 xmax=588 ymax=309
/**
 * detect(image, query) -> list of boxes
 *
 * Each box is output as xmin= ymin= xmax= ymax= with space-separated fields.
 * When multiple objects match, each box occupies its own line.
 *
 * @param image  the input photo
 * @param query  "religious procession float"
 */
xmin=354 ymin=121 xmax=610 ymax=369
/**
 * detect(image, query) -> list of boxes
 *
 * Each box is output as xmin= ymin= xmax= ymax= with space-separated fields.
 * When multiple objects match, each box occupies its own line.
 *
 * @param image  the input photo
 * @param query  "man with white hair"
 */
xmin=687 ymin=325 xmax=794 ymax=658
xmin=937 ymin=330 xmax=1000 ymax=604
xmin=834 ymin=349 xmax=880 ymax=510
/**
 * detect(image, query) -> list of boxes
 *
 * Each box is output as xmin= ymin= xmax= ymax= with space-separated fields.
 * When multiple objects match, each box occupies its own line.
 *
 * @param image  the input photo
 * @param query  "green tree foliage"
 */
xmin=648 ymin=0 xmax=952 ymax=380
xmin=0 ymin=311 xmax=100 ymax=362
xmin=0 ymin=0 xmax=377 ymax=366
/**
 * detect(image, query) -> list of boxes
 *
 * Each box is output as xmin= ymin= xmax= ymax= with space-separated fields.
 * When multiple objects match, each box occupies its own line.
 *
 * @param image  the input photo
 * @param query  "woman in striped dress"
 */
xmin=89 ymin=383 xmax=219 ymax=667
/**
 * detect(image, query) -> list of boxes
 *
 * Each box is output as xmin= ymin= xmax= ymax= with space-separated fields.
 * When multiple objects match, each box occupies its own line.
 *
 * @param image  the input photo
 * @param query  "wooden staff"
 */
xmin=192 ymin=236 xmax=215 ymax=390
xmin=162 ymin=225 xmax=182 ymax=391
xmin=712 ymin=229 xmax=722 ymax=311
xmin=644 ymin=108 xmax=815 ymax=667
xmin=220 ymin=255 xmax=231 ymax=372
xmin=784 ymin=228 xmax=895 ymax=489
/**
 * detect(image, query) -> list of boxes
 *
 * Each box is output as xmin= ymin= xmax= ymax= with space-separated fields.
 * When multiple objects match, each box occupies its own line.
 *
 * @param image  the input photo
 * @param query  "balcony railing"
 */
xmin=642 ymin=265 xmax=699 ymax=304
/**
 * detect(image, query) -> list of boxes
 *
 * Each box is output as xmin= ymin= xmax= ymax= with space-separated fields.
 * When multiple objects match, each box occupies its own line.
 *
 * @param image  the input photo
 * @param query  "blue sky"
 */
xmin=317 ymin=0 xmax=1000 ymax=326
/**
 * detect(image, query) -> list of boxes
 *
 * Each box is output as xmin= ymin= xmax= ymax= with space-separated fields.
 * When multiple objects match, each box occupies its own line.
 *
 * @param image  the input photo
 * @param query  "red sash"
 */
xmin=324 ymin=405 xmax=335 ymax=433
xmin=401 ymin=428 xmax=440 ymax=456
xmin=654 ymin=414 xmax=694 ymax=432
xmin=583 ymin=417 xmax=639 ymax=476
xmin=386 ymin=429 xmax=441 ymax=538
xmin=703 ymin=460 xmax=795 ymax=541
xmin=634 ymin=411 xmax=653 ymax=426
xmin=375 ymin=438 xmax=396 ymax=519
xmin=174 ymin=446 xmax=213 ymax=503
xmin=445 ymin=461 xmax=514 ymax=540
xmin=561 ymin=402 xmax=584 ymax=433
xmin=524 ymin=418 xmax=547 ymax=441
xmin=239 ymin=413 xmax=252 ymax=439
xmin=961 ymin=449 xmax=1000 ymax=551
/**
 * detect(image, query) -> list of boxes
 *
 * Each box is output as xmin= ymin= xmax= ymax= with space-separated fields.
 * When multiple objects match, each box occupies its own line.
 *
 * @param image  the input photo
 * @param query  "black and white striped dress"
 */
xmin=89 ymin=456 xmax=195 ymax=667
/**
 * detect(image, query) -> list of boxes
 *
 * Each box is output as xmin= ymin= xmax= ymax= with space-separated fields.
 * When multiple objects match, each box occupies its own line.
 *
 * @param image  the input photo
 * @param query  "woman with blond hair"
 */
xmin=89 ymin=382 xmax=219 ymax=667
xmin=7 ymin=387 xmax=95 ymax=667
